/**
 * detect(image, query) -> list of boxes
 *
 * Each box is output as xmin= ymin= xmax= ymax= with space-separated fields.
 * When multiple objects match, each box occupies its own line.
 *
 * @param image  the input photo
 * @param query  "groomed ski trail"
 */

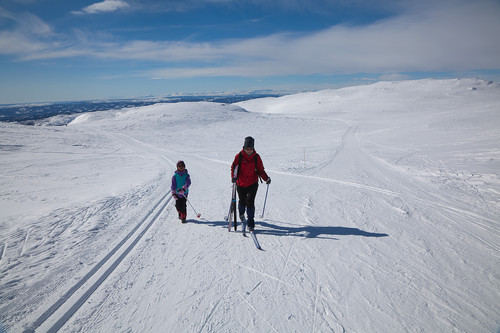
xmin=25 ymin=193 xmax=173 ymax=332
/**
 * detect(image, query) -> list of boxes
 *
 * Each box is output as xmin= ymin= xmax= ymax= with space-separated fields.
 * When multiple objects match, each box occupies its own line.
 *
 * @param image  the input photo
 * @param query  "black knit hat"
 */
xmin=243 ymin=136 xmax=254 ymax=148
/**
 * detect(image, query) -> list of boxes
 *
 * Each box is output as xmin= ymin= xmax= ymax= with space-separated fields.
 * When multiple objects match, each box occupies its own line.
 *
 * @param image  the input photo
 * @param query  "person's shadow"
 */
xmin=193 ymin=219 xmax=388 ymax=240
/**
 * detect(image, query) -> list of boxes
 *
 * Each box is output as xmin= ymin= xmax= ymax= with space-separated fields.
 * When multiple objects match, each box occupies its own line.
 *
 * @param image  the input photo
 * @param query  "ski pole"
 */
xmin=186 ymin=197 xmax=201 ymax=218
xmin=260 ymin=183 xmax=270 ymax=218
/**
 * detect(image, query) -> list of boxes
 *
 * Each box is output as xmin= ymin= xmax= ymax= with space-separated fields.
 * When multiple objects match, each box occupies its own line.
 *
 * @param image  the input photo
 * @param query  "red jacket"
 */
xmin=231 ymin=150 xmax=269 ymax=187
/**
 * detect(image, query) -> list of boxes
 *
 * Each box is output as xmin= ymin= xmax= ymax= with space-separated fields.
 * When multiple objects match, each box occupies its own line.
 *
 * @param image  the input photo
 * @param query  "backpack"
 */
xmin=237 ymin=152 xmax=262 ymax=183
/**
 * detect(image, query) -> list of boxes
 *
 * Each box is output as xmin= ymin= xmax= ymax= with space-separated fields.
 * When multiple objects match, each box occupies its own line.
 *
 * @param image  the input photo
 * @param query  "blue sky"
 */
xmin=1 ymin=0 xmax=499 ymax=104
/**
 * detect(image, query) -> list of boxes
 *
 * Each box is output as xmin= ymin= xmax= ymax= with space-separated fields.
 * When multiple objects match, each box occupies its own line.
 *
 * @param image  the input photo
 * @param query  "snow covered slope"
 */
xmin=1 ymin=79 xmax=499 ymax=332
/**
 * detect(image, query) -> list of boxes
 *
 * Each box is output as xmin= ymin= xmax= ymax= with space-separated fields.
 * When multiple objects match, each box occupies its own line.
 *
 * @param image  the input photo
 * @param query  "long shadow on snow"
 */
xmin=196 ymin=220 xmax=388 ymax=240
xmin=257 ymin=221 xmax=389 ymax=239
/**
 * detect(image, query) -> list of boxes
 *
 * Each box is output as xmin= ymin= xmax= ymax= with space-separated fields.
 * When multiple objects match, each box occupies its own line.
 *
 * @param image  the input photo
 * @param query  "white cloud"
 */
xmin=19 ymin=12 xmax=52 ymax=35
xmin=3 ymin=0 xmax=500 ymax=78
xmin=0 ymin=31 xmax=48 ymax=55
xmin=0 ymin=8 xmax=54 ymax=56
xmin=140 ymin=0 xmax=500 ymax=78
xmin=72 ymin=0 xmax=130 ymax=15
xmin=0 ymin=8 xmax=52 ymax=36
xmin=133 ymin=0 xmax=407 ymax=14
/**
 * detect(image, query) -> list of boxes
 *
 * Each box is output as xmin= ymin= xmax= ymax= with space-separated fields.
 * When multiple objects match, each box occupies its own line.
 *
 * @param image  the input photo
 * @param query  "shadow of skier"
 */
xmin=257 ymin=221 xmax=388 ymax=239
xmin=196 ymin=219 xmax=388 ymax=240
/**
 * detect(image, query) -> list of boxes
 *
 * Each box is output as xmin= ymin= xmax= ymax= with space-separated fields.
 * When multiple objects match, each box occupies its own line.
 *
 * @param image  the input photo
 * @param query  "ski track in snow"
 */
xmin=187 ymin=116 xmax=499 ymax=256
xmin=29 ymin=192 xmax=173 ymax=332
xmin=0 ymin=79 xmax=499 ymax=332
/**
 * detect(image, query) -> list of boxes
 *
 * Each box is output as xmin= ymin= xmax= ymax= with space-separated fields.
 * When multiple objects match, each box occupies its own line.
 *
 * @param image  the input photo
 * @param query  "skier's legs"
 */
xmin=237 ymin=185 xmax=249 ymax=216
xmin=183 ymin=197 xmax=187 ymax=218
xmin=176 ymin=197 xmax=187 ymax=217
xmin=245 ymin=183 xmax=258 ymax=229
xmin=245 ymin=182 xmax=258 ymax=208
xmin=246 ymin=207 xmax=255 ymax=228
xmin=238 ymin=204 xmax=245 ymax=217
xmin=237 ymin=183 xmax=258 ymax=227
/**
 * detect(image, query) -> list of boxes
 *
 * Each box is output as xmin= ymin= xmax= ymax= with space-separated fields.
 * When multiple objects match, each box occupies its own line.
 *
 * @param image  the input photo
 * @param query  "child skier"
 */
xmin=171 ymin=160 xmax=191 ymax=223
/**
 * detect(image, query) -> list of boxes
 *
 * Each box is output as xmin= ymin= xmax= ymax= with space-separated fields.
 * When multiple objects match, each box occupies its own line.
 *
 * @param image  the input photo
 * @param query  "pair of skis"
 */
xmin=225 ymin=166 xmax=262 ymax=250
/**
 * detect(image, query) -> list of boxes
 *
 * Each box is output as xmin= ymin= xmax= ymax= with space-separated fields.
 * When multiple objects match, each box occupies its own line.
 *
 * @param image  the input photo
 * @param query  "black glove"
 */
xmin=266 ymin=177 xmax=271 ymax=185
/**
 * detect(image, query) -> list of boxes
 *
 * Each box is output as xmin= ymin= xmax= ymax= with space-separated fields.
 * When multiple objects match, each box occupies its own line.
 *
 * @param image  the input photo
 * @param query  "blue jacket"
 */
xmin=171 ymin=169 xmax=191 ymax=197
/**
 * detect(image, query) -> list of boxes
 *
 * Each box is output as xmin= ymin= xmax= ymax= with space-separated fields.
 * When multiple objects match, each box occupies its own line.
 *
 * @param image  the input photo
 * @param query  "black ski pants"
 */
xmin=175 ymin=196 xmax=187 ymax=216
xmin=237 ymin=182 xmax=258 ymax=227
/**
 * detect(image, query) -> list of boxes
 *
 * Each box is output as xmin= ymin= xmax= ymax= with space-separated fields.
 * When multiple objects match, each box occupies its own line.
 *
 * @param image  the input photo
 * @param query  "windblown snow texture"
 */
xmin=0 ymin=79 xmax=499 ymax=332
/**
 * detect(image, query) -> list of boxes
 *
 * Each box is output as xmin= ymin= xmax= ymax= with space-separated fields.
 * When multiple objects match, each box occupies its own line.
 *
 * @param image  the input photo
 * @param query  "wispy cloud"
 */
xmin=0 ymin=7 xmax=55 ymax=56
xmin=138 ymin=1 xmax=500 ymax=78
xmin=130 ymin=0 xmax=407 ymax=15
xmin=72 ymin=0 xmax=130 ymax=15
xmin=0 ymin=7 xmax=52 ymax=35
xmin=2 ymin=1 xmax=499 ymax=78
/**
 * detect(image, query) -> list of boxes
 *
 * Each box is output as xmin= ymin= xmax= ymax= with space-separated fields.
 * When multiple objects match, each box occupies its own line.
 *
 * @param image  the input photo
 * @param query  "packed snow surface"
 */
xmin=1 ymin=79 xmax=499 ymax=332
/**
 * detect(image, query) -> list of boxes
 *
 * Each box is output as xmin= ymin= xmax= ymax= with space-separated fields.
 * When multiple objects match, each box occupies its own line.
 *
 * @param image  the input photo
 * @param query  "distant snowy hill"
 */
xmin=0 ymin=79 xmax=499 ymax=332
xmin=0 ymin=93 xmax=282 ymax=125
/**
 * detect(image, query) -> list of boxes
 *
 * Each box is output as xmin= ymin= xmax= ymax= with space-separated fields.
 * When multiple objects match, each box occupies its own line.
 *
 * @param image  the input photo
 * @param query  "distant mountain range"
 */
xmin=0 ymin=94 xmax=282 ymax=124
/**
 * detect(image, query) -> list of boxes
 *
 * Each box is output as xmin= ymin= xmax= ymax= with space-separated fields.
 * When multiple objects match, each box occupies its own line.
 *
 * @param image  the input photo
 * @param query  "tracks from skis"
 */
xmin=250 ymin=232 xmax=262 ymax=250
xmin=25 ymin=193 xmax=172 ymax=333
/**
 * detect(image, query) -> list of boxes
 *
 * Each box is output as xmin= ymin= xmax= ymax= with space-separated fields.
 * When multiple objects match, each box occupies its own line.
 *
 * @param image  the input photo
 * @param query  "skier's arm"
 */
xmin=184 ymin=173 xmax=191 ymax=189
xmin=171 ymin=175 xmax=177 ymax=194
xmin=256 ymin=155 xmax=270 ymax=182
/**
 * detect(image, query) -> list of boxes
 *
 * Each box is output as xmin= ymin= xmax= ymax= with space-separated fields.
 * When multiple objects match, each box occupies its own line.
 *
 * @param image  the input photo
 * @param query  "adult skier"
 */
xmin=171 ymin=160 xmax=191 ymax=223
xmin=231 ymin=137 xmax=271 ymax=231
